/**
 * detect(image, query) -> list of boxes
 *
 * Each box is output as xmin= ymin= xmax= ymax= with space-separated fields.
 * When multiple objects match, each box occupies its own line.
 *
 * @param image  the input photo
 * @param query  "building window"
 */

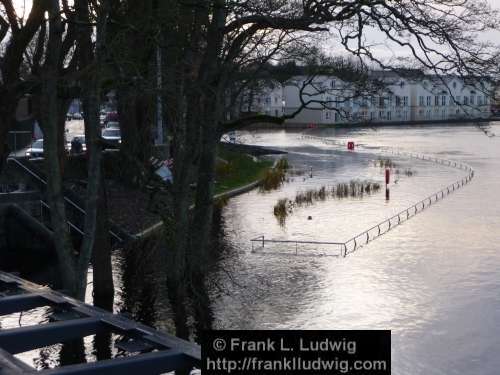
xmin=379 ymin=111 xmax=384 ymax=119
xmin=464 ymin=96 xmax=469 ymax=105
xmin=435 ymin=96 xmax=440 ymax=106
xmin=419 ymin=96 xmax=424 ymax=106
xmin=442 ymin=95 xmax=446 ymax=106
xmin=427 ymin=96 xmax=431 ymax=106
xmin=478 ymin=96 xmax=482 ymax=105
xmin=325 ymin=111 xmax=331 ymax=120
xmin=403 ymin=96 xmax=408 ymax=106
xmin=457 ymin=96 xmax=461 ymax=104
xmin=331 ymin=80 xmax=336 ymax=88
xmin=396 ymin=96 xmax=401 ymax=107
xmin=470 ymin=96 xmax=475 ymax=105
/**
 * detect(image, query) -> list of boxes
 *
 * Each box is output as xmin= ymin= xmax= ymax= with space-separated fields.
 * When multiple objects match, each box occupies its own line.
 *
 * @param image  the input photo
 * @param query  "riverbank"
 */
xmin=247 ymin=117 xmax=497 ymax=129
xmin=215 ymin=148 xmax=273 ymax=195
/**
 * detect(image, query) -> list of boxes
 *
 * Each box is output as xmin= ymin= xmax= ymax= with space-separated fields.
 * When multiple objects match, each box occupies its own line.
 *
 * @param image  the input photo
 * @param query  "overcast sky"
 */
xmin=7 ymin=0 xmax=500 ymax=61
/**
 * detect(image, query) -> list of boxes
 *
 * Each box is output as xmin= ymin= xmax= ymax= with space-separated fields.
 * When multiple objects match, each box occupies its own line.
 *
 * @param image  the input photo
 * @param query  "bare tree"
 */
xmin=0 ymin=0 xmax=45 ymax=170
xmin=149 ymin=0 xmax=500 ymax=337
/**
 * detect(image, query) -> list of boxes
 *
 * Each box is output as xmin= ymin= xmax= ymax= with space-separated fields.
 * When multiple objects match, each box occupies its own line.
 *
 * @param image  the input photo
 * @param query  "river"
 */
xmin=3 ymin=122 xmax=500 ymax=374
xmin=212 ymin=123 xmax=500 ymax=375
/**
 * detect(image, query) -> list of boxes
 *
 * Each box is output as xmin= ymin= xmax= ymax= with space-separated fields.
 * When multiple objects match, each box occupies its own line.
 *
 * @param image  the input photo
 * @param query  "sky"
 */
xmin=6 ymin=0 xmax=500 ymax=62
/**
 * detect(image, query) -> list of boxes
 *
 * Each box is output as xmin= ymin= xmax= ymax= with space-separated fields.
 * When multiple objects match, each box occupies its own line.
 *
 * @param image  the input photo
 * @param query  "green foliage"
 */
xmin=214 ymin=149 xmax=273 ymax=195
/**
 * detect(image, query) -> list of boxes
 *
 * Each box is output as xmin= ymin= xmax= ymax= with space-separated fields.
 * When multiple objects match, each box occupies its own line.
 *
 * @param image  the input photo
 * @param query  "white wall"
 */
xmin=277 ymin=73 xmax=492 ymax=125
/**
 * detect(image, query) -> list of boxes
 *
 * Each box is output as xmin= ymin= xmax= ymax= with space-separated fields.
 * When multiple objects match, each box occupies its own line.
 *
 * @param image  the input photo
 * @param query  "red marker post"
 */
xmin=385 ymin=168 xmax=390 ymax=185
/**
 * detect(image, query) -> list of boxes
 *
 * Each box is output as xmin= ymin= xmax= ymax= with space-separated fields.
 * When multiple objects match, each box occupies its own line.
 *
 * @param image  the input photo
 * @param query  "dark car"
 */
xmin=104 ymin=112 xmax=119 ymax=125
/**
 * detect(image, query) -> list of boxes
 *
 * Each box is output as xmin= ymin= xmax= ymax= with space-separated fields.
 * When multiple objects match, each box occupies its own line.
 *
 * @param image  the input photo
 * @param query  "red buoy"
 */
xmin=347 ymin=141 xmax=355 ymax=150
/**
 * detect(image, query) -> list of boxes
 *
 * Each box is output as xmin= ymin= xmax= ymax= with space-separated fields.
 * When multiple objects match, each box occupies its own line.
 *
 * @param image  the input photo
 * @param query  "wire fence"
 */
xmin=251 ymin=135 xmax=474 ymax=257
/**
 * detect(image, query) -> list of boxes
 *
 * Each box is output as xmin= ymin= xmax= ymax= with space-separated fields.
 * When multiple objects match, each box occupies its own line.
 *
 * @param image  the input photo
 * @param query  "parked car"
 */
xmin=104 ymin=112 xmax=119 ymax=124
xmin=66 ymin=135 xmax=87 ymax=154
xmin=26 ymin=139 xmax=44 ymax=158
xmin=101 ymin=128 xmax=121 ymax=144
xmin=105 ymin=121 xmax=120 ymax=130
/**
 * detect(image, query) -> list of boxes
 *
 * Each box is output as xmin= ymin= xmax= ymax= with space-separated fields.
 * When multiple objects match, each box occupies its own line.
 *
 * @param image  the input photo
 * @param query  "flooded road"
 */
xmin=213 ymin=123 xmax=500 ymax=375
xmin=3 ymin=123 xmax=500 ymax=374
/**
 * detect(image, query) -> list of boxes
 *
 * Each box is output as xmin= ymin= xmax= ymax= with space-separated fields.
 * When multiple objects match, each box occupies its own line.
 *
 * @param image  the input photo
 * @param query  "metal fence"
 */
xmin=7 ymin=157 xmax=124 ymax=243
xmin=251 ymin=135 xmax=474 ymax=257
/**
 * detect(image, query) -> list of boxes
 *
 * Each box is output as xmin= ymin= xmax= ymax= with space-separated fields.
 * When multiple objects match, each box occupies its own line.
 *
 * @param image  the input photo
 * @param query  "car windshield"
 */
xmin=32 ymin=139 xmax=43 ymax=148
xmin=73 ymin=136 xmax=85 ymax=143
xmin=106 ymin=122 xmax=119 ymax=128
xmin=103 ymin=129 xmax=120 ymax=137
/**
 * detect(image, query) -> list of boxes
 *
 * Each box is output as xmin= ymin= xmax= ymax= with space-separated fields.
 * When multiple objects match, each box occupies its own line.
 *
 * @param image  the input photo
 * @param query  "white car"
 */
xmin=26 ymin=139 xmax=44 ymax=158
xmin=102 ymin=128 xmax=121 ymax=144
xmin=105 ymin=121 xmax=120 ymax=130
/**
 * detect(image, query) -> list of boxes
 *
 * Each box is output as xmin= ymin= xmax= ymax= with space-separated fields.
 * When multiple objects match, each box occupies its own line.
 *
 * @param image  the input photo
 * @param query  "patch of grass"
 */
xmin=214 ymin=149 xmax=273 ymax=195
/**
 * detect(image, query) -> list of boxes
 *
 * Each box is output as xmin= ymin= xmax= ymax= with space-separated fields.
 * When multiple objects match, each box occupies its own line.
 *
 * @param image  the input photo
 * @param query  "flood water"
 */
xmin=3 ymin=122 xmax=500 ymax=374
xmin=213 ymin=123 xmax=500 ymax=375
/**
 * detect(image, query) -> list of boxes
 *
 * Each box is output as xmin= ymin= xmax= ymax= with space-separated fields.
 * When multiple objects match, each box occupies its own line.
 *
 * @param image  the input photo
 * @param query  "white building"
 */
xmin=250 ymin=71 xmax=493 ymax=125
xmin=235 ymin=81 xmax=284 ymax=118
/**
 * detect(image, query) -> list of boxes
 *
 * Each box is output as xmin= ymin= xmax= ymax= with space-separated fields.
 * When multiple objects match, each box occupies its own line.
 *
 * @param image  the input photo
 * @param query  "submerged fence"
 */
xmin=251 ymin=135 xmax=474 ymax=257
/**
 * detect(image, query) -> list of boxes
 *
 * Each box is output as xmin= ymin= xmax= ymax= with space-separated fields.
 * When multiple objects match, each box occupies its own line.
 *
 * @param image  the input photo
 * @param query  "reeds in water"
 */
xmin=260 ymin=158 xmax=289 ymax=192
xmin=273 ymin=180 xmax=381 ymax=226
xmin=374 ymin=158 xmax=396 ymax=168
xmin=395 ymin=168 xmax=416 ymax=177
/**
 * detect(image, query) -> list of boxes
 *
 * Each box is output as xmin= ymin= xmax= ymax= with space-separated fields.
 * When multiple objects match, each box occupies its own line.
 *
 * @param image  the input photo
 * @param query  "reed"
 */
xmin=273 ymin=180 xmax=382 ymax=225
xmin=374 ymin=158 xmax=396 ymax=168
xmin=259 ymin=158 xmax=289 ymax=192
xmin=395 ymin=168 xmax=416 ymax=177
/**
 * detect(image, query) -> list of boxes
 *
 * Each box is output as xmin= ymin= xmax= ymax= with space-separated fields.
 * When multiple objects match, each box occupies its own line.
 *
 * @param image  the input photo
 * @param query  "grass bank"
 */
xmin=215 ymin=149 xmax=273 ymax=195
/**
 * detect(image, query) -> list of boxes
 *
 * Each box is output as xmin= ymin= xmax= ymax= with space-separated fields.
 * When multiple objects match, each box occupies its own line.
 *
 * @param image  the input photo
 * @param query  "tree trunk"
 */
xmin=40 ymin=0 xmax=78 ymax=297
xmin=91 ymin=175 xmax=114 ymax=310
xmin=75 ymin=0 xmax=113 ymax=302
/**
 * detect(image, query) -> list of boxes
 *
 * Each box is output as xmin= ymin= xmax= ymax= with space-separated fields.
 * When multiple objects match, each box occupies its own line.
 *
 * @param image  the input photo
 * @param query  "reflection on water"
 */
xmin=215 ymin=123 xmax=500 ymax=375
xmin=3 ymin=123 xmax=500 ymax=374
